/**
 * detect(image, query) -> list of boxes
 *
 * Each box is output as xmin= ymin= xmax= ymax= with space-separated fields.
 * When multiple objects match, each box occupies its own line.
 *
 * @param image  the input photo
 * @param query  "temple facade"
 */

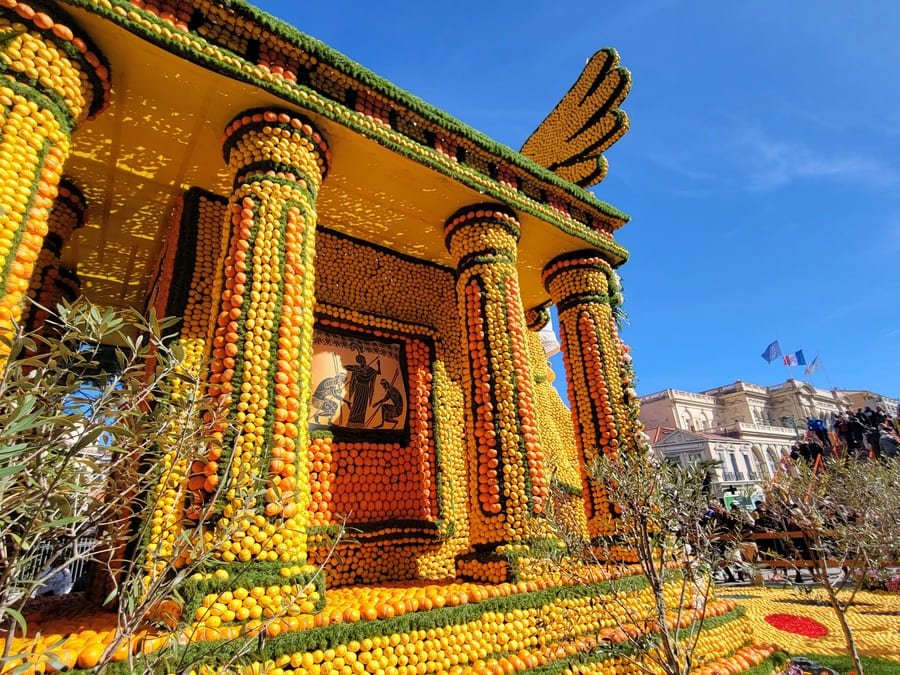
xmin=0 ymin=1 xmax=773 ymax=672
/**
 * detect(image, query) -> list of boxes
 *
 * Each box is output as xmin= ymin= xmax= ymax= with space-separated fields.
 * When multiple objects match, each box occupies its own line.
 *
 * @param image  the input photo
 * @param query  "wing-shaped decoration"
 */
xmin=520 ymin=48 xmax=631 ymax=188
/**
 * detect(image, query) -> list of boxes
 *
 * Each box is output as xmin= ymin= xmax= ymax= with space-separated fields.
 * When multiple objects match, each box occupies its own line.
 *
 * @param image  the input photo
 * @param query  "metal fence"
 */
xmin=12 ymin=536 xmax=98 ymax=598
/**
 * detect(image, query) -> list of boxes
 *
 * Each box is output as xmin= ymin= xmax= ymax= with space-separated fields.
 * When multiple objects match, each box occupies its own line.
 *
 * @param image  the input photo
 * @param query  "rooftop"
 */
xmin=58 ymin=0 xmax=632 ymax=312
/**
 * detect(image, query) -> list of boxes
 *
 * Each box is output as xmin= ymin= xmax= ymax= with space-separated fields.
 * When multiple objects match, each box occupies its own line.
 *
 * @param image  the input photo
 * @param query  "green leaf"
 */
xmin=39 ymin=515 xmax=83 ymax=528
xmin=1 ymin=607 xmax=27 ymax=634
xmin=0 ymin=29 xmax=25 ymax=49
xmin=0 ymin=442 xmax=29 ymax=461
xmin=0 ymin=463 xmax=26 ymax=478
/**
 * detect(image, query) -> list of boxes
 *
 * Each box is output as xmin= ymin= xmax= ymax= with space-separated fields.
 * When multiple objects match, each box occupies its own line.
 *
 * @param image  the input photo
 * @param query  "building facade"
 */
xmin=842 ymin=390 xmax=900 ymax=417
xmin=645 ymin=426 xmax=770 ymax=506
xmin=639 ymin=378 xmax=876 ymax=502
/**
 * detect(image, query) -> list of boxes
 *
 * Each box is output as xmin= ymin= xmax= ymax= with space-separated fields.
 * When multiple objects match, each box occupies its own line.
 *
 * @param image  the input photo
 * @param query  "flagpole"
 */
xmin=799 ymin=345 xmax=809 ymax=383
xmin=785 ymin=353 xmax=803 ymax=435
xmin=820 ymin=360 xmax=836 ymax=393
xmin=781 ymin=347 xmax=793 ymax=383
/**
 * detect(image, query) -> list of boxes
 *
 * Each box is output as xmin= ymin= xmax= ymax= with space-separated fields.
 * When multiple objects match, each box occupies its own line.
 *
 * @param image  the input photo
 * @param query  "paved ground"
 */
xmin=714 ymin=567 xmax=844 ymax=587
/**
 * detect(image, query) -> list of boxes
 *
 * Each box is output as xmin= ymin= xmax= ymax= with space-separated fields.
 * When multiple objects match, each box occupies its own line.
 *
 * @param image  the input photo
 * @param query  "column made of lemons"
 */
xmin=22 ymin=178 xmax=83 ymax=333
xmin=202 ymin=110 xmax=329 ymax=627
xmin=543 ymin=251 xmax=638 ymax=551
xmin=0 ymin=2 xmax=109 ymax=341
xmin=444 ymin=204 xmax=548 ymax=562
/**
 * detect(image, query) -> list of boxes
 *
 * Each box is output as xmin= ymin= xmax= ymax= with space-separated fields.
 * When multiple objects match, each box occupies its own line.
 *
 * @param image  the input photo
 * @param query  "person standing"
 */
xmin=344 ymin=354 xmax=381 ymax=427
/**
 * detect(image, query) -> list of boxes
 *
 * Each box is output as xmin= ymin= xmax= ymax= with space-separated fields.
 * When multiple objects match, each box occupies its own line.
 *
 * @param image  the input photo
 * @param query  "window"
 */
xmin=729 ymin=454 xmax=743 ymax=480
xmin=742 ymin=453 xmax=756 ymax=480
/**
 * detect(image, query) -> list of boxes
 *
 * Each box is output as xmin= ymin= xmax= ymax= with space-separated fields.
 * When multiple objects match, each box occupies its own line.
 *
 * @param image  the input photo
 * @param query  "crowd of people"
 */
xmin=704 ymin=403 xmax=900 ymax=584
xmin=791 ymin=405 xmax=900 ymax=464
xmin=704 ymin=498 xmax=832 ymax=584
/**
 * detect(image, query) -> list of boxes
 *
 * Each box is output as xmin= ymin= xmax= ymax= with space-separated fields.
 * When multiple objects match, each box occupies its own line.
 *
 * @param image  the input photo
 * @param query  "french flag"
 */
xmin=783 ymin=350 xmax=806 ymax=367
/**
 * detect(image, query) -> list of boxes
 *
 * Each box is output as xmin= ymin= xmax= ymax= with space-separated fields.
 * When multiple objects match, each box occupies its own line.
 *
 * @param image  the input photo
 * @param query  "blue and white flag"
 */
xmin=761 ymin=340 xmax=782 ymax=363
xmin=804 ymin=356 xmax=820 ymax=376
xmin=783 ymin=350 xmax=806 ymax=367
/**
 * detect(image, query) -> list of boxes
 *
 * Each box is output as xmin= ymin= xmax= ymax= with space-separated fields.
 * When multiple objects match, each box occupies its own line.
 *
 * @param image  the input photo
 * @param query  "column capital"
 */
xmin=443 ymin=203 xmax=519 ymax=248
xmin=524 ymin=304 xmax=550 ymax=331
xmin=223 ymin=108 xmax=330 ymax=189
xmin=542 ymin=249 xmax=620 ymax=314
xmin=0 ymin=1 xmax=111 ymax=128
xmin=443 ymin=203 xmax=520 ymax=275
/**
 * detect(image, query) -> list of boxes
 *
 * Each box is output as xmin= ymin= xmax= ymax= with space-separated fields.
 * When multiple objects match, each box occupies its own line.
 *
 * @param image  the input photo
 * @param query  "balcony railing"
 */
xmin=721 ymin=471 xmax=747 ymax=482
xmin=640 ymin=388 xmax=717 ymax=404
xmin=732 ymin=421 xmax=797 ymax=436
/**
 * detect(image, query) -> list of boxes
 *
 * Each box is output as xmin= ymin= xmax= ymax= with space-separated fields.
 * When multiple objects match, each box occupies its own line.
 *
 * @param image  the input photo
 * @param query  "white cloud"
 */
xmin=643 ymin=120 xmax=900 ymax=194
xmin=735 ymin=125 xmax=900 ymax=191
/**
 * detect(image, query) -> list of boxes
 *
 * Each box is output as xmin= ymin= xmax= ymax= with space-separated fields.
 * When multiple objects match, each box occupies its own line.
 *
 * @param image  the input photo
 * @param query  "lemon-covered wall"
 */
xmin=148 ymin=187 xmax=591 ymax=587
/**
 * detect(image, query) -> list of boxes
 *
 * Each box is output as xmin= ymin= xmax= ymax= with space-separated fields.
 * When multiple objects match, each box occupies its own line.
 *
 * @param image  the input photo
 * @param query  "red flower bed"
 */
xmin=764 ymin=613 xmax=828 ymax=638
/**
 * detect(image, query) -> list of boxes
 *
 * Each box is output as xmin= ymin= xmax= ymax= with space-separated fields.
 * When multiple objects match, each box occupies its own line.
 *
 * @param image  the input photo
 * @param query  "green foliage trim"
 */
xmin=0 ymin=68 xmax=74 ymax=133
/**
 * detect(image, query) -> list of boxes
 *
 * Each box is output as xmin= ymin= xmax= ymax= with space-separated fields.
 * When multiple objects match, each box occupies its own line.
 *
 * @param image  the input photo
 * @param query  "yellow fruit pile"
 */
xmin=0 ymin=90 xmax=68 ymax=341
xmin=203 ymin=109 xmax=329 ymax=567
xmin=520 ymin=48 xmax=631 ymax=189
xmin=144 ymin=190 xmax=226 ymax=576
xmin=300 ymin=227 xmax=469 ymax=585
xmin=191 ymin=576 xmax=322 ymax=639
xmin=137 ymin=137 xmax=474 ymax=595
xmin=183 ymin=583 xmax=758 ymax=675
xmin=0 ymin=7 xmax=791 ymax=675
xmin=137 ymin=192 xmax=615 ymax=591
xmin=736 ymin=586 xmax=900 ymax=661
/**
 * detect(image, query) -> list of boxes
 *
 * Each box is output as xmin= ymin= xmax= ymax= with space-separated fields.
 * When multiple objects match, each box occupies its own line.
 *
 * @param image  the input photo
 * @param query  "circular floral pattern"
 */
xmin=764 ymin=612 xmax=828 ymax=638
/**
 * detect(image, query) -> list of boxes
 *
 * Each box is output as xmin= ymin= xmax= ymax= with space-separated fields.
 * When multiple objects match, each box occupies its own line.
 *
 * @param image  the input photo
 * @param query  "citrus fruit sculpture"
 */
xmin=0 ymin=1 xmax=777 ymax=672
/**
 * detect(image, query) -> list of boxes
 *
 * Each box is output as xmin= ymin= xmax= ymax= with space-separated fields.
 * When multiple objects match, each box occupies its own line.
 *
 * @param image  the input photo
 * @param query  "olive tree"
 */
xmin=0 ymin=301 xmax=337 ymax=673
xmin=542 ymin=445 xmax=726 ymax=675
xmin=763 ymin=457 xmax=900 ymax=675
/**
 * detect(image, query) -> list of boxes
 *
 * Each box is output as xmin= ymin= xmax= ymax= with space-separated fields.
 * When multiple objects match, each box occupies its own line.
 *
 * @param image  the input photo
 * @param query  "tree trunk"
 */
xmin=819 ymin=553 xmax=864 ymax=674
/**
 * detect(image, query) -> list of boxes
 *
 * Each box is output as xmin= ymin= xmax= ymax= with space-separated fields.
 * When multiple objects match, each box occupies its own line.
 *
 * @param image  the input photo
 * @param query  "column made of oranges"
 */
xmin=543 ymin=251 xmax=636 ymax=542
xmin=22 ymin=177 xmax=84 ymax=333
xmin=444 ymin=204 xmax=548 ymax=548
xmin=0 ymin=2 xmax=109 ymax=342
xmin=205 ymin=109 xmax=329 ymax=568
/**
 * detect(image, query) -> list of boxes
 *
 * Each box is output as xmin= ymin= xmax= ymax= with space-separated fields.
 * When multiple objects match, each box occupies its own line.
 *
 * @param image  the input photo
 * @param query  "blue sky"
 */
xmin=255 ymin=1 xmax=900 ymax=399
